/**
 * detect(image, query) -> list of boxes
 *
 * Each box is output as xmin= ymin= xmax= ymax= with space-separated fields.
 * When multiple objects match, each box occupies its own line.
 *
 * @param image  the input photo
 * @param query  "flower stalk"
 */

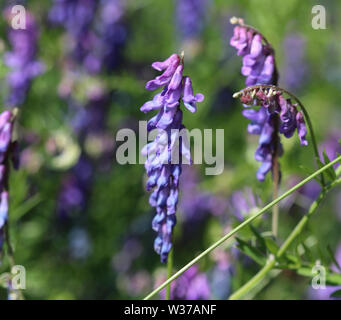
xmin=143 ymin=155 xmax=341 ymax=300
xmin=229 ymin=177 xmax=341 ymax=300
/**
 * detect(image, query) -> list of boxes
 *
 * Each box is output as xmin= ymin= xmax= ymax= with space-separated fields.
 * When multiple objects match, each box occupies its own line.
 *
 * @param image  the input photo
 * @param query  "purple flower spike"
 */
xmin=141 ymin=53 xmax=204 ymax=263
xmin=157 ymin=265 xmax=211 ymax=299
xmin=319 ymin=130 xmax=341 ymax=170
xmin=230 ymin=18 xmax=279 ymax=181
xmin=231 ymin=18 xmax=308 ymax=181
xmin=240 ymin=87 xmax=309 ymax=149
xmin=0 ymin=110 xmax=18 ymax=259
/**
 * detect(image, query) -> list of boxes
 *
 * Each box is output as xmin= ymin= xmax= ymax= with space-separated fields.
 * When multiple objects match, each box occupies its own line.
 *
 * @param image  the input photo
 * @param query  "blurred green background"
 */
xmin=0 ymin=0 xmax=340 ymax=299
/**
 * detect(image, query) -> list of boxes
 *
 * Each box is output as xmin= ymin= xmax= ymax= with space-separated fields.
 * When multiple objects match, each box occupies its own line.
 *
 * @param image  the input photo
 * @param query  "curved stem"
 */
xmin=143 ymin=156 xmax=341 ymax=300
xmin=229 ymin=178 xmax=341 ymax=300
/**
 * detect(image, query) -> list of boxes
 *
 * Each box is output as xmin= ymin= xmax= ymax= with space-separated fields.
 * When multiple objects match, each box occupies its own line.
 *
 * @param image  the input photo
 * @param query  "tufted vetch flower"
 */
xmin=230 ymin=18 xmax=308 ymax=181
xmin=141 ymin=53 xmax=204 ymax=263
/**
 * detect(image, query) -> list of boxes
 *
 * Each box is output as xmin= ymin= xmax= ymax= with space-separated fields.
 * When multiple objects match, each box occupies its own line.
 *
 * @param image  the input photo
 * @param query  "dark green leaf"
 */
xmin=264 ymin=238 xmax=279 ymax=255
xmin=249 ymin=225 xmax=266 ymax=252
xmin=317 ymin=153 xmax=335 ymax=182
xmin=235 ymin=237 xmax=266 ymax=266
xmin=330 ymin=289 xmax=341 ymax=298
xmin=327 ymin=245 xmax=341 ymax=272
xmin=299 ymin=165 xmax=322 ymax=185
xmin=322 ymin=150 xmax=336 ymax=180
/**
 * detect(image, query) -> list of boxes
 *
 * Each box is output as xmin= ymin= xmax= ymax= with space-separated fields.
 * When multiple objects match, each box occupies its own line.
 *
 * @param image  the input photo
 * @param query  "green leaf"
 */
xmin=295 ymin=267 xmax=341 ymax=286
xmin=323 ymin=150 xmax=336 ymax=180
xmin=235 ymin=237 xmax=266 ymax=266
xmin=0 ymin=273 xmax=10 ymax=289
xmin=296 ymin=267 xmax=312 ymax=277
xmin=299 ymin=165 xmax=322 ymax=185
xmin=322 ymin=150 xmax=336 ymax=180
xmin=12 ymin=194 xmax=43 ymax=221
xmin=282 ymin=253 xmax=300 ymax=268
xmin=330 ymin=289 xmax=341 ymax=298
xmin=326 ymin=273 xmax=341 ymax=286
xmin=249 ymin=225 xmax=266 ymax=252
xmin=327 ymin=245 xmax=341 ymax=272
xmin=264 ymin=238 xmax=279 ymax=255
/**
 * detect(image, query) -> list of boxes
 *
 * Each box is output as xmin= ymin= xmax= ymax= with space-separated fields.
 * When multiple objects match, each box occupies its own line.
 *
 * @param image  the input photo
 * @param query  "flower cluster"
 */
xmin=238 ymin=86 xmax=308 ymax=146
xmin=175 ymin=0 xmax=209 ymax=41
xmin=228 ymin=188 xmax=261 ymax=221
xmin=57 ymin=156 xmax=93 ymax=219
xmin=319 ymin=129 xmax=341 ymax=169
xmin=49 ymin=0 xmax=126 ymax=73
xmin=230 ymin=18 xmax=308 ymax=181
xmin=4 ymin=10 xmax=44 ymax=106
xmin=141 ymin=53 xmax=204 ymax=263
xmin=179 ymin=167 xmax=228 ymax=223
xmin=0 ymin=110 xmax=18 ymax=257
xmin=157 ymin=265 xmax=211 ymax=300
xmin=230 ymin=17 xmax=277 ymax=87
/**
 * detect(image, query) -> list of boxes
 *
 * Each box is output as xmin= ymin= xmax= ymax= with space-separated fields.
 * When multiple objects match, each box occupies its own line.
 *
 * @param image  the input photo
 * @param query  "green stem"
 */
xmin=143 ymin=156 xmax=341 ymax=300
xmin=272 ymin=116 xmax=280 ymax=237
xmin=228 ymin=178 xmax=341 ymax=300
xmin=166 ymin=248 xmax=173 ymax=300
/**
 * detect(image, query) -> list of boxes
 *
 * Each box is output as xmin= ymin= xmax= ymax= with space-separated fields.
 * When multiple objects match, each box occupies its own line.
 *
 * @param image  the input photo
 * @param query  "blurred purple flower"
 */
xmin=141 ymin=53 xmax=204 ymax=263
xmin=282 ymin=176 xmax=321 ymax=210
xmin=209 ymin=249 xmax=232 ymax=299
xmin=49 ymin=0 xmax=97 ymax=37
xmin=157 ymin=265 xmax=211 ymax=300
xmin=228 ymin=188 xmax=261 ymax=221
xmin=175 ymin=0 xmax=210 ymax=41
xmin=238 ymin=87 xmax=309 ymax=180
xmin=319 ymin=129 xmax=341 ymax=169
xmin=0 ymin=110 xmax=18 ymax=258
xmin=281 ymin=34 xmax=308 ymax=91
xmin=49 ymin=0 xmax=126 ymax=73
xmin=57 ymin=155 xmax=93 ymax=218
xmin=4 ymin=10 xmax=44 ymax=106
xmin=96 ymin=0 xmax=127 ymax=71
xmin=230 ymin=18 xmax=279 ymax=181
xmin=56 ymin=86 xmax=110 ymax=219
xmin=113 ymin=238 xmax=143 ymax=273
xmin=179 ymin=167 xmax=227 ymax=222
